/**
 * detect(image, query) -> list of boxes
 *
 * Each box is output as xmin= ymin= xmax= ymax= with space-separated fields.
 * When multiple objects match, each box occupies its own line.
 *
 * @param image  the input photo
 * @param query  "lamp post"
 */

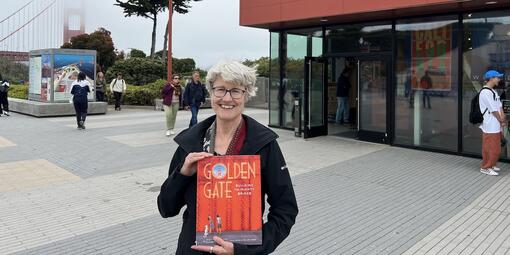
xmin=167 ymin=0 xmax=173 ymax=80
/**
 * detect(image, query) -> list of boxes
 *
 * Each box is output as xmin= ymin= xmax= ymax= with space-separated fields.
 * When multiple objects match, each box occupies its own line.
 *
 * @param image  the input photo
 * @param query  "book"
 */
xmin=196 ymin=155 xmax=262 ymax=246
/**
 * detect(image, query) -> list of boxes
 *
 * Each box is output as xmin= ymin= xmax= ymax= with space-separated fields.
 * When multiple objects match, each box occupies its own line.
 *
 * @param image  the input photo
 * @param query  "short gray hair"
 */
xmin=206 ymin=60 xmax=258 ymax=100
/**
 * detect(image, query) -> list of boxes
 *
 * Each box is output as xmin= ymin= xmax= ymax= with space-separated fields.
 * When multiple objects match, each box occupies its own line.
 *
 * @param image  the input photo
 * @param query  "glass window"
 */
xmin=269 ymin=32 xmax=280 ymax=126
xmin=395 ymin=16 xmax=459 ymax=151
xmin=282 ymin=28 xmax=323 ymax=129
xmin=462 ymin=11 xmax=510 ymax=158
xmin=326 ymin=23 xmax=392 ymax=54
xmin=284 ymin=33 xmax=307 ymax=128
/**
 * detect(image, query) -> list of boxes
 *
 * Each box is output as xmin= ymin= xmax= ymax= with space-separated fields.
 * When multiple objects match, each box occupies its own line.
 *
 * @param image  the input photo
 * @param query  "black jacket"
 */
xmin=336 ymin=75 xmax=350 ymax=97
xmin=71 ymin=84 xmax=90 ymax=103
xmin=183 ymin=81 xmax=207 ymax=107
xmin=157 ymin=115 xmax=298 ymax=255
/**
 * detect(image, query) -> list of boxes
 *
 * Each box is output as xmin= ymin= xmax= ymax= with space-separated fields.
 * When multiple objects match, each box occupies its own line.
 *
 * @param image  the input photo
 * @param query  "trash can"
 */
xmin=291 ymin=91 xmax=301 ymax=137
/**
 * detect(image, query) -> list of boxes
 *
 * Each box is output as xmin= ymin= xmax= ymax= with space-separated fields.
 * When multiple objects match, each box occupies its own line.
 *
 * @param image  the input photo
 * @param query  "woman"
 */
xmin=95 ymin=72 xmax=106 ymax=102
xmin=70 ymin=72 xmax=91 ymax=129
xmin=157 ymin=60 xmax=298 ymax=254
xmin=162 ymin=74 xmax=182 ymax=137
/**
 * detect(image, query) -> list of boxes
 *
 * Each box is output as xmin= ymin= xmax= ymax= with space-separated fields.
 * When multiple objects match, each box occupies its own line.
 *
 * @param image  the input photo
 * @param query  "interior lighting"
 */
xmin=485 ymin=1 xmax=498 ymax=4
xmin=320 ymin=18 xmax=328 ymax=22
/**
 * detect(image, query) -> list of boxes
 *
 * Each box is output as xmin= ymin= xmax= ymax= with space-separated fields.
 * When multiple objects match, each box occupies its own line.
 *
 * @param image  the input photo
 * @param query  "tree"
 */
xmin=115 ymin=0 xmax=202 ymax=58
xmin=0 ymin=57 xmax=28 ymax=84
xmin=61 ymin=27 xmax=117 ymax=72
xmin=129 ymin=48 xmax=147 ymax=58
xmin=106 ymin=57 xmax=166 ymax=85
xmin=243 ymin=57 xmax=269 ymax=77
xmin=115 ymin=49 xmax=126 ymax=61
xmin=154 ymin=50 xmax=196 ymax=74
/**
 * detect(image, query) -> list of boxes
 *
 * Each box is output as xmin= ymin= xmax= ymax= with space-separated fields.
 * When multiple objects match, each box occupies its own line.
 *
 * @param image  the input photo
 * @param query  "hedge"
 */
xmin=6 ymin=79 xmax=168 ymax=106
xmin=105 ymin=79 xmax=167 ymax=105
xmin=8 ymin=84 xmax=29 ymax=99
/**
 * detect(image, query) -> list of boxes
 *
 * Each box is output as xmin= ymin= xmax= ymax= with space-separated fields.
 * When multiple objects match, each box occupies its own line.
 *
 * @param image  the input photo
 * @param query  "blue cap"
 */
xmin=485 ymin=70 xmax=504 ymax=80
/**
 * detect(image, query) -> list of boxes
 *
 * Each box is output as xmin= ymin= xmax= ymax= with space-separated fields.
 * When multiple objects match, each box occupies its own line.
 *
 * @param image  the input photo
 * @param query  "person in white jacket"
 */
xmin=110 ymin=73 xmax=126 ymax=111
xmin=0 ymin=74 xmax=10 ymax=116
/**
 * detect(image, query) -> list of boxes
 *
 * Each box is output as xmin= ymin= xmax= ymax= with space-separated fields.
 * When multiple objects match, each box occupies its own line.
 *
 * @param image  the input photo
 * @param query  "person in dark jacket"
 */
xmin=0 ymin=73 xmax=10 ymax=117
xmin=157 ymin=60 xmax=298 ymax=255
xmin=336 ymin=69 xmax=351 ymax=124
xmin=70 ymin=72 xmax=91 ymax=129
xmin=161 ymin=74 xmax=183 ymax=137
xmin=183 ymin=71 xmax=207 ymax=127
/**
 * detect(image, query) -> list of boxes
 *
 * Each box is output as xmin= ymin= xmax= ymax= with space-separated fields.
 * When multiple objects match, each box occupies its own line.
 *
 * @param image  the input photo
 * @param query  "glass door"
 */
xmin=304 ymin=57 xmax=327 ymax=138
xmin=357 ymin=58 xmax=390 ymax=143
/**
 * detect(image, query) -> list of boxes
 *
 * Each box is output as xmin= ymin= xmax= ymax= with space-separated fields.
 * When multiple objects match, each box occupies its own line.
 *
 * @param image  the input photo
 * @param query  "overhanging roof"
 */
xmin=240 ymin=0 xmax=510 ymax=30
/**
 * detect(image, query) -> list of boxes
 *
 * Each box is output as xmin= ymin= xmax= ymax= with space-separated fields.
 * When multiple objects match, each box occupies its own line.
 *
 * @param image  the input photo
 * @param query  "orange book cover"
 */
xmin=196 ymin=155 xmax=262 ymax=246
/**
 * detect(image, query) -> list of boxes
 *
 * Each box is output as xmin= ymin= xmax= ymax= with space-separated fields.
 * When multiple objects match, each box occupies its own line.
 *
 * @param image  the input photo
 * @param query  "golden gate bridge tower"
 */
xmin=0 ymin=0 xmax=85 ymax=62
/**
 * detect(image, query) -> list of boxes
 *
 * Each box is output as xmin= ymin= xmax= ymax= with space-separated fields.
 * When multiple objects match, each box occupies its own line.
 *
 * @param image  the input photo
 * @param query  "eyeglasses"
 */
xmin=211 ymin=87 xmax=246 ymax=99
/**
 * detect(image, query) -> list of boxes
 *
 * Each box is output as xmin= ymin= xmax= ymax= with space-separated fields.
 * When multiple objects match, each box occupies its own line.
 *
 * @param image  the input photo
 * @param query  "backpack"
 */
xmin=469 ymin=87 xmax=496 ymax=125
xmin=0 ymin=81 xmax=8 ymax=93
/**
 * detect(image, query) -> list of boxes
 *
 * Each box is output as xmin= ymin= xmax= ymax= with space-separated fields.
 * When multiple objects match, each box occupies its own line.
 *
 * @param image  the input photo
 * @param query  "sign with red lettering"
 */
xmin=411 ymin=24 xmax=452 ymax=91
xmin=196 ymin=155 xmax=262 ymax=246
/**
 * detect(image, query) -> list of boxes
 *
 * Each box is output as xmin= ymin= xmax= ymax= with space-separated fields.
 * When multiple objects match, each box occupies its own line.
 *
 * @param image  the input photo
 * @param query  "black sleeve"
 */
xmin=234 ymin=141 xmax=299 ymax=255
xmin=157 ymin=147 xmax=194 ymax=218
xmin=183 ymin=85 xmax=190 ymax=106
xmin=202 ymin=85 xmax=207 ymax=103
xmin=70 ymin=85 xmax=76 ymax=95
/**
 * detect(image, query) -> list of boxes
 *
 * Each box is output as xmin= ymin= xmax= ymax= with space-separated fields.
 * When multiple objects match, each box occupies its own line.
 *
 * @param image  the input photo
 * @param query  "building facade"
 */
xmin=240 ymin=0 xmax=510 ymax=159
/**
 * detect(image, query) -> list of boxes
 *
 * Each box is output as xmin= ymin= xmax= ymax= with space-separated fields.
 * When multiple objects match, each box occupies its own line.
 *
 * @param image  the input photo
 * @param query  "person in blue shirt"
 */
xmin=70 ymin=72 xmax=91 ymax=129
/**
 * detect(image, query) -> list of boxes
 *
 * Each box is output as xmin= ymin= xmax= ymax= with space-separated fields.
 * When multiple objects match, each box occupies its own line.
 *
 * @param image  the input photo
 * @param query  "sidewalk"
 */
xmin=0 ymin=107 xmax=508 ymax=254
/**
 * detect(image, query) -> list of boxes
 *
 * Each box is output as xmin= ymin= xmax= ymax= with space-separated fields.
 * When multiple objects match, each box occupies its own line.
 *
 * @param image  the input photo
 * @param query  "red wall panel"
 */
xmin=281 ymin=0 xmax=343 ymax=21
xmin=240 ymin=0 xmax=462 ymax=28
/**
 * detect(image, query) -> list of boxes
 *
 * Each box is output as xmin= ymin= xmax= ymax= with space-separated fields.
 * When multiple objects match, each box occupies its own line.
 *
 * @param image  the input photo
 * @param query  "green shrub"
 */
xmin=8 ymin=84 xmax=28 ymax=99
xmin=105 ymin=79 xmax=167 ymax=105
xmin=7 ymin=80 xmax=168 ymax=106
xmin=106 ymin=58 xmax=166 ymax=85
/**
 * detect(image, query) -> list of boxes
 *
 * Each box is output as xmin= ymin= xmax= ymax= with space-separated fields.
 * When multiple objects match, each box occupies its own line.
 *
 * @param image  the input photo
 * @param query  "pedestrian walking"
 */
xmin=110 ymin=73 xmax=126 ymax=111
xmin=70 ymin=72 xmax=91 ymax=129
xmin=479 ymin=70 xmax=505 ymax=176
xmin=95 ymin=72 xmax=106 ymax=102
xmin=157 ymin=60 xmax=298 ymax=255
xmin=183 ymin=71 xmax=207 ymax=127
xmin=162 ymin=74 xmax=182 ymax=137
xmin=0 ymin=74 xmax=10 ymax=117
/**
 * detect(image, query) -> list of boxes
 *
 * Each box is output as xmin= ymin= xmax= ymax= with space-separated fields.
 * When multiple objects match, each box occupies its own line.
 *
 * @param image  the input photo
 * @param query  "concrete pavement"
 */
xmin=0 ymin=107 xmax=509 ymax=254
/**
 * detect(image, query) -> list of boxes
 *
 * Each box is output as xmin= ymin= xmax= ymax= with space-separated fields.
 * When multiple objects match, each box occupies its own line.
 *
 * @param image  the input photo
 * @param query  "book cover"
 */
xmin=196 ymin=155 xmax=262 ymax=246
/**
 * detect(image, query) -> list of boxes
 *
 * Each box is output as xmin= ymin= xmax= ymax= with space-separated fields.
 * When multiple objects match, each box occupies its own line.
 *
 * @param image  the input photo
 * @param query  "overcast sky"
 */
xmin=1 ymin=0 xmax=269 ymax=69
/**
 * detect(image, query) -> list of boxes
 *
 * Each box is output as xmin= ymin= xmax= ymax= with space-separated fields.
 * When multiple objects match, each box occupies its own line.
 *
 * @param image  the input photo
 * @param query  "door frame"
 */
xmin=303 ymin=56 xmax=328 ymax=139
xmin=356 ymin=55 xmax=391 ymax=144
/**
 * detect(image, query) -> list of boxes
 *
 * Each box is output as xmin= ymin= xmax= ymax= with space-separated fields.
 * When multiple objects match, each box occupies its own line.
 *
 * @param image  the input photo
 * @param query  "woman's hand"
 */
xmin=191 ymin=236 xmax=234 ymax=255
xmin=180 ymin=152 xmax=213 ymax=176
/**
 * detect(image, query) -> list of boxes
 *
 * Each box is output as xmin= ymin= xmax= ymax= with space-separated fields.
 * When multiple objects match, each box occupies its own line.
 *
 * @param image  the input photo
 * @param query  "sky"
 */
xmin=0 ymin=0 xmax=269 ymax=69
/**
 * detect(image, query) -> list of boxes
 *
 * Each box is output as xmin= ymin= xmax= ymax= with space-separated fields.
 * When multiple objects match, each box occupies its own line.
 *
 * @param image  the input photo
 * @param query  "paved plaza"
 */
xmin=1 ymin=107 xmax=510 ymax=254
